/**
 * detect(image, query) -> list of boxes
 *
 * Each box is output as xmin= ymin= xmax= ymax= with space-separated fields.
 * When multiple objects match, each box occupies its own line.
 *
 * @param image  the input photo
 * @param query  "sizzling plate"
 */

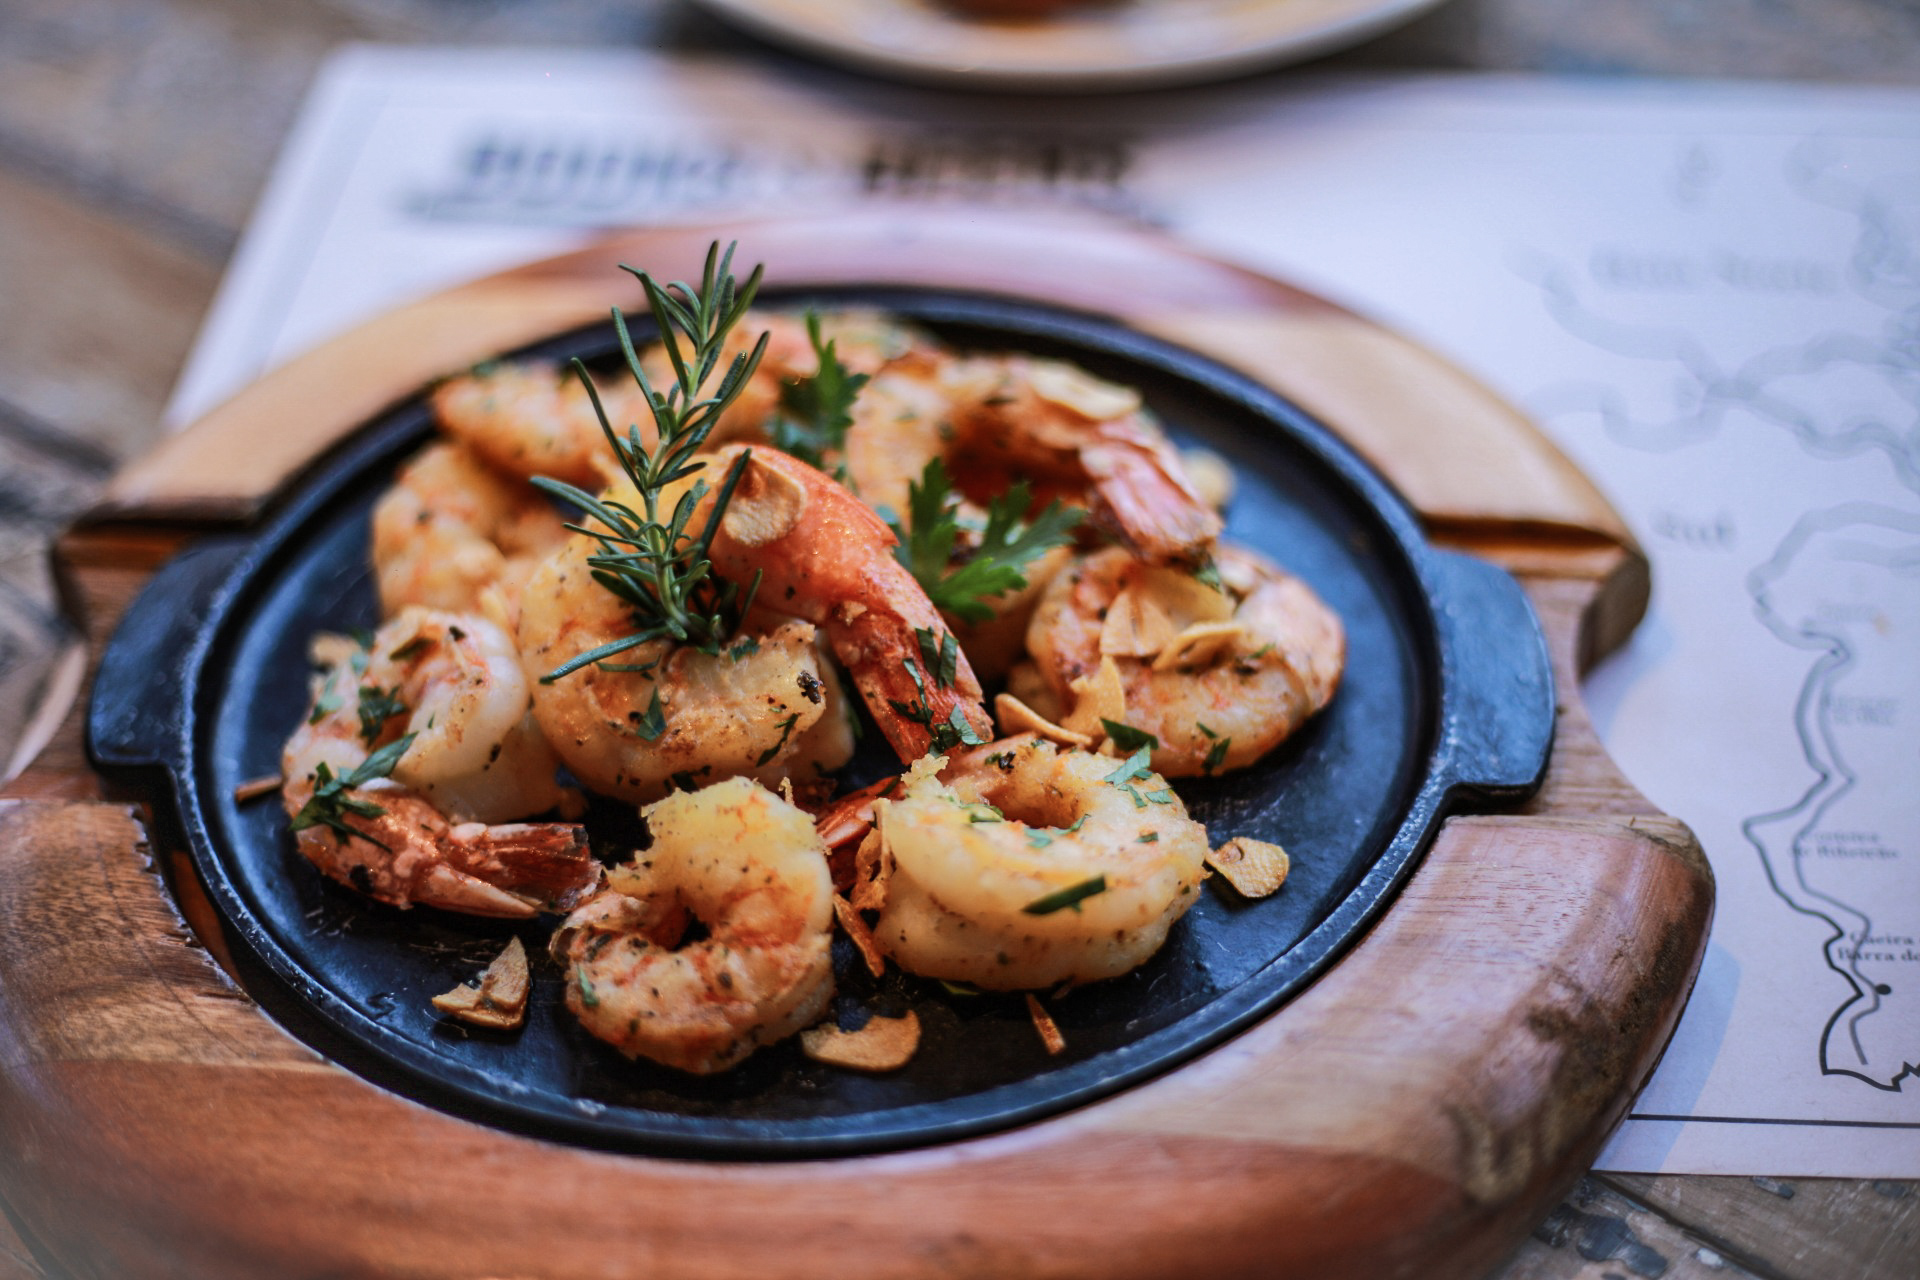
xmin=91 ymin=288 xmax=1553 ymax=1157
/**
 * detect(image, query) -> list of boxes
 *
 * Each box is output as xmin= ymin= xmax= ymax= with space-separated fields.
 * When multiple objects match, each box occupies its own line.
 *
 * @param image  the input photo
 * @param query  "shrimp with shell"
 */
xmin=551 ymin=776 xmax=835 ymax=1073
xmin=1019 ymin=543 xmax=1345 ymax=777
xmin=518 ymin=443 xmax=994 ymax=797
xmin=693 ymin=444 xmax=997 ymax=763
xmin=281 ymin=607 xmax=596 ymax=918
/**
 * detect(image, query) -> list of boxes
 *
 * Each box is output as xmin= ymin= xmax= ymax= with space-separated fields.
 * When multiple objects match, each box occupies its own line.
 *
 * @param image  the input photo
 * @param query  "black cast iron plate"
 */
xmin=91 ymin=287 xmax=1554 ymax=1158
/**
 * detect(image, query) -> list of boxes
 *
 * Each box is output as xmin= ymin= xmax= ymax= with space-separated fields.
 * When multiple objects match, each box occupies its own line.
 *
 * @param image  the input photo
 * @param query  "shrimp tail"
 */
xmin=705 ymin=446 xmax=995 ymax=762
xmin=443 ymin=821 xmax=599 ymax=913
xmin=948 ymin=358 xmax=1223 ymax=567
xmin=1080 ymin=425 xmax=1224 ymax=567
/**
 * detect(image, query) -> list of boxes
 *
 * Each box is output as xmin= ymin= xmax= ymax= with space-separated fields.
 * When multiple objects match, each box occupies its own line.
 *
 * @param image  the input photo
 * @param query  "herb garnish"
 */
xmin=1102 ymin=746 xmax=1175 ymax=809
xmin=1100 ymin=719 xmax=1160 ymax=754
xmin=889 ymin=627 xmax=984 ymax=752
xmin=629 ymin=687 xmax=668 ymax=741
xmin=767 ymin=310 xmax=868 ymax=477
xmin=356 ymin=685 xmax=407 ymax=745
xmin=530 ymin=242 xmax=770 ymax=682
xmin=755 ymin=712 xmax=800 ymax=766
xmin=1198 ymin=721 xmax=1232 ymax=775
xmin=288 ymin=733 xmax=417 ymax=850
xmin=1023 ymin=875 xmax=1108 ymax=916
xmin=891 ymin=457 xmax=1081 ymax=623
xmin=1024 ymin=814 xmax=1089 ymax=849
xmin=307 ymin=686 xmax=343 ymax=726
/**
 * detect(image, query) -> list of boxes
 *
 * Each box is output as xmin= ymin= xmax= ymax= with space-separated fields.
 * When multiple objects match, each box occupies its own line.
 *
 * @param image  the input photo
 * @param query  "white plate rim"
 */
xmin=690 ymin=0 xmax=1452 ymax=92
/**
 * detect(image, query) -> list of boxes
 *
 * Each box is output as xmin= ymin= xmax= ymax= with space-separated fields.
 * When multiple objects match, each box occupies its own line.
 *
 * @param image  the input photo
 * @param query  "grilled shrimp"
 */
xmin=871 ymin=734 xmax=1208 ymax=989
xmin=516 ymin=522 xmax=855 ymax=804
xmin=552 ymin=776 xmax=835 ymax=1074
xmin=939 ymin=355 xmax=1221 ymax=567
xmin=695 ymin=444 xmax=996 ymax=763
xmin=431 ymin=361 xmax=654 ymax=489
xmin=1021 ymin=544 xmax=1345 ymax=777
xmin=370 ymin=441 xmax=568 ymax=626
xmin=281 ymin=608 xmax=595 ymax=917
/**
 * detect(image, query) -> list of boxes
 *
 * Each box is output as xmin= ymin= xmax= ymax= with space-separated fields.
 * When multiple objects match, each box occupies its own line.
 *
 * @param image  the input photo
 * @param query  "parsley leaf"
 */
xmin=356 ymin=685 xmax=407 ymax=745
xmin=1023 ymin=875 xmax=1108 ymax=916
xmin=1101 ymin=746 xmax=1173 ymax=809
xmin=288 ymin=732 xmax=418 ymax=849
xmin=1100 ymin=719 xmax=1160 ymax=753
xmin=755 ymin=711 xmax=799 ymax=765
xmin=891 ymin=458 xmax=1082 ymax=623
xmin=629 ymin=685 xmax=668 ymax=741
xmin=307 ymin=686 xmax=344 ymax=726
xmin=768 ymin=311 xmax=869 ymax=474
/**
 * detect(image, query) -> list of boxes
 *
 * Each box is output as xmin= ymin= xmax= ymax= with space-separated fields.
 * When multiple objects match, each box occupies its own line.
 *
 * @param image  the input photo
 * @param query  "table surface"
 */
xmin=0 ymin=2 xmax=1915 ymax=1277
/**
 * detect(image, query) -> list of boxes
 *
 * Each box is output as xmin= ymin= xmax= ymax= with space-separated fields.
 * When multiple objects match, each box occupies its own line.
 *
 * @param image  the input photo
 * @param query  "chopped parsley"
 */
xmin=1100 ymin=719 xmax=1160 ymax=754
xmin=288 ymin=733 xmax=417 ymax=850
xmin=355 ymin=685 xmax=407 ymax=745
xmin=1102 ymin=746 xmax=1174 ymax=809
xmin=627 ymin=686 xmax=668 ymax=741
xmin=1025 ymin=814 xmax=1088 ymax=848
xmin=889 ymin=641 xmax=985 ymax=753
xmin=755 ymin=712 xmax=800 ymax=765
xmin=306 ymin=686 xmax=343 ymax=726
xmin=891 ymin=457 xmax=1081 ymax=623
xmin=767 ymin=311 xmax=870 ymax=475
xmin=1023 ymin=875 xmax=1108 ymax=916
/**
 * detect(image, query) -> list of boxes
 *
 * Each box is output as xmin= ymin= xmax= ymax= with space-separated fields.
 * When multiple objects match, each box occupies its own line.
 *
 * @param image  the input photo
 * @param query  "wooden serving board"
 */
xmin=0 ymin=208 xmax=1710 ymax=1280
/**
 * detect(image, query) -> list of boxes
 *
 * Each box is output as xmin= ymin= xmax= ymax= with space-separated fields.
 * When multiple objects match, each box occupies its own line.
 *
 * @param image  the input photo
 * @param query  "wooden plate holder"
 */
xmin=0 ymin=209 xmax=1711 ymax=1280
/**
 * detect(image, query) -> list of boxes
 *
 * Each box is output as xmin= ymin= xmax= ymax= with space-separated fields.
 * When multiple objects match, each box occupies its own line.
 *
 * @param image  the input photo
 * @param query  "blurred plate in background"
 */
xmin=690 ymin=0 xmax=1449 ymax=91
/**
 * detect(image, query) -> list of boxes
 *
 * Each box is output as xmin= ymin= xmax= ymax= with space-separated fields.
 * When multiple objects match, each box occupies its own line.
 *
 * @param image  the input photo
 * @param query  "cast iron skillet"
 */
xmin=90 ymin=287 xmax=1553 ymax=1158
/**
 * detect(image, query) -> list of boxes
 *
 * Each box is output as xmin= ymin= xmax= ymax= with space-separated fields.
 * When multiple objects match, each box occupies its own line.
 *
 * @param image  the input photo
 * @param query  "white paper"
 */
xmin=169 ymin=46 xmax=1920 ymax=1177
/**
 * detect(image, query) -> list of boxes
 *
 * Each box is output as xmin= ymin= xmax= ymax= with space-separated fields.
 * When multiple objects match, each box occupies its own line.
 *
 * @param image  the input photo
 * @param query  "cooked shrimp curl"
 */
xmin=431 ymin=361 xmax=654 ymax=489
xmin=871 ymin=735 xmax=1209 ymax=990
xmin=370 ymin=441 xmax=568 ymax=625
xmin=1020 ymin=544 xmax=1345 ymax=777
xmin=281 ymin=608 xmax=595 ymax=918
xmin=516 ymin=529 xmax=855 ymax=805
xmin=552 ymin=777 xmax=835 ymax=1074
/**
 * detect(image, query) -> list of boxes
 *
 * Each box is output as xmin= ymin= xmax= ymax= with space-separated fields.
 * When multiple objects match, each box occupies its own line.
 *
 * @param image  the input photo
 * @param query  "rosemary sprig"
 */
xmin=891 ymin=457 xmax=1082 ymax=624
xmin=288 ymin=733 xmax=417 ymax=850
xmin=768 ymin=310 xmax=868 ymax=477
xmin=531 ymin=242 xmax=771 ymax=683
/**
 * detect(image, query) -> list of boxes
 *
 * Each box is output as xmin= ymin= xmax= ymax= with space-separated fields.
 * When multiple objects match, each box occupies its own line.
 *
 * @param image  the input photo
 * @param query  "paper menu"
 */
xmin=168 ymin=46 xmax=1920 ymax=1176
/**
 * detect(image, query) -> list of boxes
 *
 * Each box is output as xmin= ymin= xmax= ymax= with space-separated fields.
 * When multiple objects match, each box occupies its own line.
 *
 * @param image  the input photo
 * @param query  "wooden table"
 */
xmin=0 ymin=2 xmax=1914 ymax=1277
